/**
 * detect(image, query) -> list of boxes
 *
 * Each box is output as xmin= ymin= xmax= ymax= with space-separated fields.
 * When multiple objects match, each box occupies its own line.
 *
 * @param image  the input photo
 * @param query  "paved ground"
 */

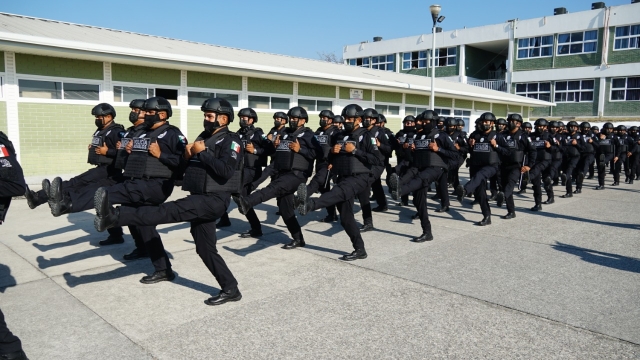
xmin=1 ymin=168 xmax=639 ymax=359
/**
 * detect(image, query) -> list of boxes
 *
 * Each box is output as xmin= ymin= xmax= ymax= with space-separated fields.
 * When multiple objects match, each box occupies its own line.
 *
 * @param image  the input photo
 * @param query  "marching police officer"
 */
xmin=295 ymin=104 xmax=383 ymax=259
xmin=595 ymin=122 xmax=618 ymax=190
xmin=309 ymin=109 xmax=340 ymax=222
xmin=528 ymin=119 xmax=558 ymax=209
xmin=497 ymin=114 xmax=536 ymax=219
xmin=394 ymin=115 xmax=417 ymax=206
xmin=95 ymin=97 xmax=244 ymax=306
xmin=627 ymin=126 xmax=640 ymax=184
xmin=614 ymin=125 xmax=635 ymax=186
xmin=248 ymin=111 xmax=288 ymax=193
xmin=559 ymin=121 xmax=583 ymax=198
xmin=456 ymin=112 xmax=510 ymax=225
xmin=548 ymin=121 xmax=564 ymax=187
xmin=234 ymin=106 xmax=320 ymax=249
xmin=574 ymin=122 xmax=596 ymax=193
xmin=356 ymin=108 xmax=387 ymax=229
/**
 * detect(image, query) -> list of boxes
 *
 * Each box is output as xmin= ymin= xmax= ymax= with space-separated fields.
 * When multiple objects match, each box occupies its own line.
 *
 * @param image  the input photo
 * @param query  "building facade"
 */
xmin=344 ymin=2 xmax=640 ymax=120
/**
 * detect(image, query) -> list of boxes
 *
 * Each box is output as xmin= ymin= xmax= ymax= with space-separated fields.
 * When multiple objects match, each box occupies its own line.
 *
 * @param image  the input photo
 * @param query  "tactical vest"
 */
xmin=471 ymin=133 xmax=500 ymax=166
xmin=122 ymin=124 xmax=174 ymax=179
xmin=316 ymin=126 xmax=338 ymax=161
xmin=618 ymin=136 xmax=629 ymax=153
xmin=503 ymin=133 xmax=524 ymax=164
xmin=553 ymin=135 xmax=563 ymax=159
xmin=412 ymin=130 xmax=448 ymax=169
xmin=182 ymin=131 xmax=244 ymax=194
xmin=332 ymin=129 xmax=372 ymax=176
xmin=239 ymin=127 xmax=265 ymax=168
xmin=564 ymin=134 xmax=581 ymax=157
xmin=87 ymin=124 xmax=123 ymax=166
xmin=582 ymin=134 xmax=595 ymax=153
xmin=0 ymin=134 xmax=22 ymax=183
xmin=274 ymin=127 xmax=311 ymax=172
xmin=599 ymin=136 xmax=614 ymax=154
xmin=114 ymin=126 xmax=145 ymax=170
xmin=531 ymin=135 xmax=552 ymax=161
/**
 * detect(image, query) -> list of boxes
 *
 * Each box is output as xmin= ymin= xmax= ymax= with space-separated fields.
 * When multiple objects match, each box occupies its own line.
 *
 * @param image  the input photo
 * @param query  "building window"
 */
xmin=188 ymin=91 xmax=239 ymax=107
xmin=248 ymin=95 xmax=290 ymax=110
xmin=374 ymin=104 xmax=400 ymax=116
xmin=614 ymin=24 xmax=640 ymax=50
xmin=371 ymin=55 xmax=395 ymax=71
xmin=611 ymin=77 xmax=640 ymax=101
xmin=557 ymin=30 xmax=597 ymax=55
xmin=405 ymin=106 xmax=427 ymax=116
xmin=515 ymin=82 xmax=551 ymax=101
xmin=434 ymin=108 xmax=451 ymax=116
xmin=114 ymin=86 xmax=155 ymax=103
xmin=454 ymin=109 xmax=471 ymax=121
xmin=431 ymin=47 xmax=457 ymax=67
xmin=555 ymin=80 xmax=595 ymax=102
xmin=402 ymin=51 xmax=428 ymax=70
xmin=348 ymin=58 xmax=370 ymax=68
xmin=298 ymin=99 xmax=332 ymax=112
xmin=19 ymin=79 xmax=99 ymax=100
xmin=517 ymin=36 xmax=554 ymax=59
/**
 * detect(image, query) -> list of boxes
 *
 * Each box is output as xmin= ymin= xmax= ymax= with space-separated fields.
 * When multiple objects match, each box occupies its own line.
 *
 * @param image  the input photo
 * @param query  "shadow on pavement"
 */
xmin=0 ymin=263 xmax=16 ymax=290
xmin=552 ymin=242 xmax=640 ymax=274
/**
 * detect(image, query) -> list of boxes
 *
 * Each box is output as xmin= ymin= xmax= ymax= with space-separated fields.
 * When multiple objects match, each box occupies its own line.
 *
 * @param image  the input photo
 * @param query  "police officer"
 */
xmin=0 ymin=131 xmax=28 ymax=360
xmin=450 ymin=118 xmax=469 ymax=194
xmin=456 ymin=112 xmax=510 ymax=225
xmin=249 ymin=111 xmax=288 ymax=193
xmin=95 ymin=97 xmax=244 ymax=306
xmin=614 ymin=125 xmax=635 ymax=186
xmin=548 ymin=121 xmax=564 ymax=186
xmin=369 ymin=113 xmax=392 ymax=213
xmin=234 ymin=106 xmax=320 ymax=249
xmin=496 ymin=118 xmax=508 ymax=134
xmin=627 ymin=126 xmax=640 ymax=184
xmin=388 ymin=110 xmax=457 ymax=240
xmin=295 ymin=104 xmax=383 ymax=259
xmin=560 ymin=121 xmax=583 ymax=198
xmin=216 ymin=108 xmax=266 ymax=238
xmin=497 ymin=114 xmax=536 ymax=219
xmin=376 ymin=113 xmax=397 ymax=191
xmin=307 ymin=109 xmax=340 ymax=222
xmin=50 ymin=97 xmax=186 ymax=284
xmin=595 ymin=122 xmax=618 ymax=190
xmin=332 ymin=115 xmax=344 ymax=131
xmin=394 ymin=115 xmax=417 ymax=206
xmin=528 ymin=119 xmax=558 ymax=209
xmin=588 ymin=126 xmax=600 ymax=179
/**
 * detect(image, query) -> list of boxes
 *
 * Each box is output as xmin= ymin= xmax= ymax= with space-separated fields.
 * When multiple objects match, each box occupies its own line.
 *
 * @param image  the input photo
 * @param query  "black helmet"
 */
xmin=591 ymin=126 xmax=599 ymax=131
xmin=403 ymin=115 xmax=416 ymax=123
xmin=421 ymin=110 xmax=438 ymax=120
xmin=437 ymin=116 xmax=446 ymax=123
xmin=580 ymin=122 xmax=591 ymax=129
xmin=445 ymin=117 xmax=457 ymax=131
xmin=91 ymin=103 xmax=116 ymax=118
xmin=415 ymin=113 xmax=424 ymax=121
xmin=378 ymin=114 xmax=387 ymax=123
xmin=144 ymin=97 xmax=172 ymax=118
xmin=602 ymin=122 xmax=614 ymax=130
xmin=558 ymin=121 xmax=565 ymax=128
xmin=457 ymin=119 xmax=465 ymax=127
xmin=507 ymin=113 xmax=523 ymax=123
xmin=617 ymin=125 xmax=627 ymax=131
xmin=341 ymin=104 xmax=364 ymax=118
xmin=128 ymin=99 xmax=145 ymax=110
xmin=362 ymin=108 xmax=379 ymax=119
xmin=628 ymin=126 xmax=638 ymax=132
xmin=534 ymin=118 xmax=549 ymax=127
xmin=549 ymin=121 xmax=559 ymax=128
xmin=237 ymin=108 xmax=258 ymax=123
xmin=319 ymin=109 xmax=335 ymax=119
xmin=567 ymin=121 xmax=579 ymax=128
xmin=332 ymin=115 xmax=344 ymax=124
xmin=523 ymin=122 xmax=533 ymax=129
xmin=496 ymin=118 xmax=507 ymax=126
xmin=273 ymin=111 xmax=288 ymax=121
xmin=201 ymin=97 xmax=234 ymax=122
xmin=479 ymin=112 xmax=497 ymax=122
xmin=287 ymin=106 xmax=308 ymax=120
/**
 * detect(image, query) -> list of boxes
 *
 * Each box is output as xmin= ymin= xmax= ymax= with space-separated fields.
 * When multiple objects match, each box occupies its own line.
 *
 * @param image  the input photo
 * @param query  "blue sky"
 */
xmin=1 ymin=0 xmax=632 ymax=60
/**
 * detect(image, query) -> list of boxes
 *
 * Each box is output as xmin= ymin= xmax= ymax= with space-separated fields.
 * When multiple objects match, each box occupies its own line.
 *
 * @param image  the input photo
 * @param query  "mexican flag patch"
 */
xmin=0 ymin=145 xmax=9 ymax=157
xmin=231 ymin=141 xmax=241 ymax=153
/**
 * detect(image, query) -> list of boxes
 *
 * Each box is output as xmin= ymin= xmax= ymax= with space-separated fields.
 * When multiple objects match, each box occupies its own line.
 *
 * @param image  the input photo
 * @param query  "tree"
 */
xmin=317 ymin=51 xmax=343 ymax=64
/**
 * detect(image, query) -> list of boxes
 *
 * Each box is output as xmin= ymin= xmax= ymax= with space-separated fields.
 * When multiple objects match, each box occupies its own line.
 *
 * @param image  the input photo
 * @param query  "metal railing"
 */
xmin=467 ymin=79 xmax=508 ymax=92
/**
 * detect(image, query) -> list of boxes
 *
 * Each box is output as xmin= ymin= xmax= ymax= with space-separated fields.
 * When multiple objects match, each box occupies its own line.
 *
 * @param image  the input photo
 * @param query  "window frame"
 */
xmin=554 ymin=79 xmax=595 ymax=103
xmin=297 ymin=96 xmax=334 ymax=113
xmin=185 ymin=86 xmax=241 ymax=108
xmin=613 ymin=24 xmax=640 ymax=51
xmin=247 ymin=92 xmax=292 ymax=111
xmin=516 ymin=35 xmax=554 ymax=59
xmin=348 ymin=57 xmax=371 ymax=68
xmin=404 ymin=105 xmax=428 ymax=117
xmin=402 ymin=51 xmax=428 ymax=70
xmin=430 ymin=47 xmax=457 ymax=68
xmin=557 ymin=30 xmax=598 ymax=56
xmin=16 ymin=74 xmax=102 ymax=104
xmin=112 ymin=81 xmax=180 ymax=106
xmin=373 ymin=103 xmax=400 ymax=116
xmin=0 ymin=75 xmax=4 ymax=98
xmin=371 ymin=54 xmax=395 ymax=71
xmin=515 ymin=82 xmax=552 ymax=102
xmin=433 ymin=108 xmax=452 ymax=116
xmin=609 ymin=77 xmax=640 ymax=102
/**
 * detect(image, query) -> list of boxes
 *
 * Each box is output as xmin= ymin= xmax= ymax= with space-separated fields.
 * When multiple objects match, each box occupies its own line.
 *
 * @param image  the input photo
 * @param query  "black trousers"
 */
xmin=312 ymin=174 xmax=372 ymax=251
xmin=500 ymin=165 xmax=521 ymax=213
xmin=597 ymin=153 xmax=615 ymax=186
xmin=0 ymin=308 xmax=22 ymax=354
xmin=118 ymin=193 xmax=238 ymax=291
xmin=246 ymin=171 xmax=307 ymax=241
xmin=219 ymin=167 xmax=262 ymax=230
xmin=563 ymin=156 xmax=580 ymax=194
xmin=577 ymin=154 xmax=594 ymax=189
xmin=307 ymin=164 xmax=336 ymax=218
xmin=400 ymin=167 xmax=444 ymax=233
xmin=35 ymin=165 xmax=115 ymax=202
xmin=613 ymin=155 xmax=627 ymax=183
xmin=550 ymin=158 xmax=563 ymax=181
xmin=529 ymin=160 xmax=553 ymax=205
xmin=66 ymin=176 xmax=124 ymax=238
xmin=464 ymin=165 xmax=498 ymax=217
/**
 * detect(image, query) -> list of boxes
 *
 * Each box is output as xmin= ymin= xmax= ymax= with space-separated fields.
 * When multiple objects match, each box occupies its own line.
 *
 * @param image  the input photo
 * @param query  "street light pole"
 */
xmin=429 ymin=4 xmax=442 ymax=111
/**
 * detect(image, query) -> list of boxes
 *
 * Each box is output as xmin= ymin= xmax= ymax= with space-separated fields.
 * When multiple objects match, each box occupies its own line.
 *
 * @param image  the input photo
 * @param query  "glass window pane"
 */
xmin=631 ymin=25 xmax=640 ymax=36
xmin=620 ymin=38 xmax=629 ymax=49
xmin=405 ymin=107 xmax=416 ymax=115
xmin=349 ymin=59 xmax=356 ymax=66
xmin=556 ymin=81 xmax=567 ymax=91
xmin=403 ymin=53 xmax=410 ymax=60
xmin=542 ymin=36 xmax=554 ymax=45
xmin=418 ymin=60 xmax=427 ymax=68
xmin=317 ymin=100 xmax=332 ymax=110
xmin=402 ymin=61 xmax=410 ymax=70
xmin=447 ymin=57 xmax=456 ymax=65
xmin=527 ymin=83 xmax=539 ymax=92
xmin=449 ymin=47 xmax=457 ymax=55
xmin=631 ymin=37 xmax=639 ymax=49
xmin=555 ymin=93 xmax=564 ymax=102
xmin=539 ymin=83 xmax=551 ymax=92
xmin=612 ymin=78 xmax=626 ymax=88
xmin=374 ymin=104 xmax=387 ymax=114
xmin=387 ymin=54 xmax=394 ymax=62
xmin=585 ymin=30 xmax=598 ymax=41
xmin=518 ymin=39 xmax=529 ymax=48
xmin=147 ymin=88 xmax=155 ymax=98
xmin=571 ymin=32 xmax=584 ymax=42
xmin=557 ymin=45 xmax=569 ymax=55
xmin=248 ymin=95 xmax=270 ymax=109
xmin=626 ymin=89 xmax=640 ymax=101
xmin=539 ymin=94 xmax=551 ymax=102
xmin=530 ymin=48 xmax=540 ymax=57
xmin=188 ymin=91 xmax=214 ymax=106
xmin=570 ymin=44 xmax=583 ymax=54
xmin=298 ymin=99 xmax=316 ymax=112
xmin=614 ymin=39 xmax=623 ymax=49
xmin=113 ymin=86 xmax=122 ymax=102
xmin=584 ymin=42 xmax=596 ymax=52
xmin=271 ymin=97 xmax=289 ymax=110
xmin=518 ymin=49 xmax=528 ymax=58
xmin=611 ymin=90 xmax=625 ymax=100
xmin=581 ymin=92 xmax=594 ymax=101
xmin=616 ymin=26 xmax=629 ymax=37
xmin=516 ymin=84 xmax=526 ymax=93
xmin=216 ymin=93 xmax=238 ymax=107
xmin=567 ymin=81 xmax=580 ymax=91
xmin=64 ymin=83 xmax=99 ymax=100
xmin=582 ymin=80 xmax=594 ymax=90
xmin=627 ymin=77 xmax=640 ymax=88
xmin=388 ymin=106 xmax=400 ymax=115
xmin=362 ymin=58 xmax=370 ymax=66
xmin=558 ymin=33 xmax=570 ymax=43
xmin=541 ymin=47 xmax=552 ymax=56
xmin=419 ymin=51 xmax=427 ymax=58
xmin=19 ymin=79 xmax=62 ymax=99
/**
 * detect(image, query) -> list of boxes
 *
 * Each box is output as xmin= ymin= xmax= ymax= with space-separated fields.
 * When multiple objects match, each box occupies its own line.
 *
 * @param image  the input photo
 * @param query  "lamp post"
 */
xmin=429 ymin=4 xmax=444 ymax=110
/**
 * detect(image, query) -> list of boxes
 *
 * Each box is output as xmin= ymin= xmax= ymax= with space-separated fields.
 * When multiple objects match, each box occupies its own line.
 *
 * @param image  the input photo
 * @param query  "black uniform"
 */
xmin=249 ymin=125 xmax=287 ymax=191
xmin=528 ymin=131 xmax=559 ymax=206
xmin=394 ymin=128 xmax=415 ymax=205
xmin=561 ymin=131 xmax=584 ymax=195
xmin=448 ymin=129 xmax=468 ymax=192
xmin=369 ymin=126 xmax=392 ymax=210
xmin=614 ymin=133 xmax=635 ymax=184
xmin=306 ymin=124 xmax=340 ymax=220
xmin=299 ymin=126 xmax=383 ymax=253
xmin=577 ymin=131 xmax=597 ymax=191
xmin=111 ymin=127 xmax=243 ymax=293
xmin=499 ymin=130 xmax=536 ymax=214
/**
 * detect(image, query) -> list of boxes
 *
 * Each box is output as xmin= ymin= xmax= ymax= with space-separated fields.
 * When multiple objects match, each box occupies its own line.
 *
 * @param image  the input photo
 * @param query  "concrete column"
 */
xmin=179 ymin=70 xmax=188 ymax=134
xmin=506 ymin=21 xmax=516 ymax=93
xmin=333 ymin=86 xmax=341 ymax=114
xmin=240 ymin=76 xmax=249 ymax=109
xmin=291 ymin=82 xmax=298 ymax=107
xmin=4 ymin=51 xmax=20 ymax=162
xmin=102 ymin=62 xmax=113 ymax=102
xmin=598 ymin=77 xmax=606 ymax=118
xmin=459 ymin=44 xmax=467 ymax=84
xmin=400 ymin=93 xmax=406 ymax=117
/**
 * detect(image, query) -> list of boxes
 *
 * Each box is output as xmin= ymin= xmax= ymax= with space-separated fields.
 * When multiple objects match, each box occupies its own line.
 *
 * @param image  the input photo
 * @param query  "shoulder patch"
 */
xmin=231 ymin=141 xmax=241 ymax=153
xmin=157 ymin=131 xmax=168 ymax=139
xmin=434 ymin=133 xmax=439 ymax=139
xmin=178 ymin=135 xmax=187 ymax=144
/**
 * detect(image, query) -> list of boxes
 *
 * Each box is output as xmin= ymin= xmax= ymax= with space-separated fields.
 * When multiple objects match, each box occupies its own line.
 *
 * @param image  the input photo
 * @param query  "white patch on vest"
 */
xmin=0 ymin=159 xmax=11 ymax=168
xmin=343 ymin=136 xmax=349 ymax=141
xmin=216 ymin=138 xmax=224 ymax=144
xmin=507 ymin=136 xmax=511 ymax=140
xmin=124 ymin=131 xmax=130 ymax=137
xmin=139 ymin=134 xmax=147 ymax=138
xmin=283 ymin=135 xmax=288 ymax=139
xmin=231 ymin=151 xmax=238 ymax=159
xmin=480 ymin=138 xmax=485 ymax=142
xmin=434 ymin=133 xmax=439 ymax=139
xmin=297 ymin=133 xmax=304 ymax=138
xmin=157 ymin=131 xmax=168 ymax=139
xmin=250 ymin=134 xmax=254 ymax=140
xmin=94 ymin=131 xmax=100 ymax=136
xmin=536 ymin=137 xmax=540 ymax=141
xmin=106 ymin=130 xmax=112 ymax=136
xmin=421 ymin=135 xmax=426 ymax=140
xmin=359 ymin=135 xmax=363 ymax=142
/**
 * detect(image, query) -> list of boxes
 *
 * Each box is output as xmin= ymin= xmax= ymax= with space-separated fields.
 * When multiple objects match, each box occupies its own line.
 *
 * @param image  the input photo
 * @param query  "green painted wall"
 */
xmin=435 ymin=97 xmax=452 ymax=107
xmin=552 ymin=78 xmax=599 ymax=117
xmin=531 ymin=107 xmax=552 ymax=117
xmin=465 ymin=46 xmax=506 ymax=80
xmin=513 ymin=39 xmax=554 ymax=72
xmin=385 ymin=117 xmax=403 ymax=133
xmin=375 ymin=91 xmax=402 ymax=103
xmin=604 ymin=77 xmax=640 ymax=116
xmin=0 ymin=52 xmax=4 ymax=72
xmin=455 ymin=99 xmax=473 ymax=109
xmin=298 ymin=83 xmax=335 ymax=98
xmin=475 ymin=101 xmax=491 ymax=111
xmin=401 ymin=65 xmax=457 ymax=77
xmin=248 ymin=78 xmax=293 ymax=95
xmin=405 ymin=93 xmax=429 ymax=105
xmin=608 ymin=28 xmax=640 ymax=65
xmin=18 ymin=103 xmax=95 ymax=176
xmin=0 ymin=102 xmax=7 ymax=133
xmin=555 ymin=28 xmax=603 ymax=69
xmin=339 ymin=87 xmax=372 ymax=101
xmin=187 ymin=71 xmax=242 ymax=90
xmin=492 ymin=103 xmax=508 ymax=118
xmin=507 ymin=105 xmax=524 ymax=116
xmin=112 ymin=63 xmax=180 ymax=86
xmin=15 ymin=53 xmax=103 ymax=80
